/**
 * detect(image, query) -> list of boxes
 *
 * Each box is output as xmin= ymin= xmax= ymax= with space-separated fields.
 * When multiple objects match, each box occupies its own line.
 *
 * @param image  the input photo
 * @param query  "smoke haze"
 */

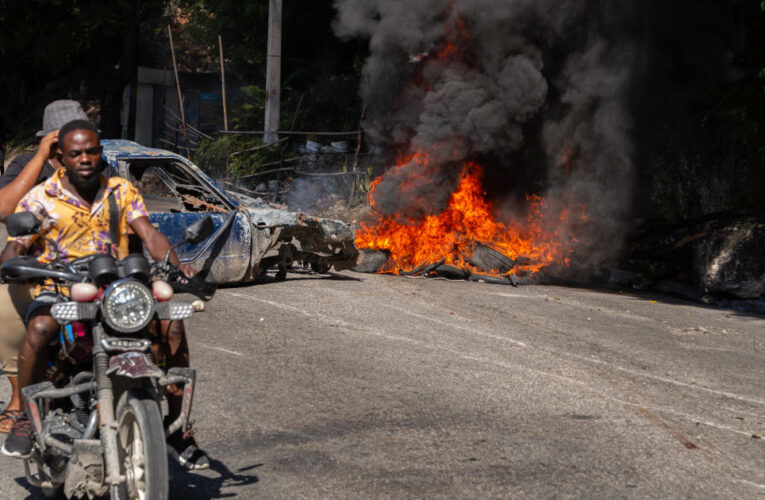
xmin=334 ymin=0 xmax=644 ymax=268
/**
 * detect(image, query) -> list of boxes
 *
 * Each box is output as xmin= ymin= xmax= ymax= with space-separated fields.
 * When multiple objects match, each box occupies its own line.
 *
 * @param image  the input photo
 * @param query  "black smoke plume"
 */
xmin=334 ymin=0 xmax=749 ymax=271
xmin=333 ymin=0 xmax=642 ymax=268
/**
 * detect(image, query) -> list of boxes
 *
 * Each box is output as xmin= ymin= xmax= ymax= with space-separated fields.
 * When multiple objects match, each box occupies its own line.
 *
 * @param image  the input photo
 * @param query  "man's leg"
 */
xmin=153 ymin=319 xmax=209 ymax=470
xmin=17 ymin=309 xmax=58 ymax=392
xmin=162 ymin=319 xmax=189 ymax=420
xmin=2 ymin=305 xmax=58 ymax=458
xmin=0 ymin=284 xmax=31 ymax=432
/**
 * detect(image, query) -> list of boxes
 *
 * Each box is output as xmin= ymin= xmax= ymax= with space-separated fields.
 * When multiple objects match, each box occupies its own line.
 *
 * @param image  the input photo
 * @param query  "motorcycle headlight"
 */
xmin=101 ymin=279 xmax=154 ymax=333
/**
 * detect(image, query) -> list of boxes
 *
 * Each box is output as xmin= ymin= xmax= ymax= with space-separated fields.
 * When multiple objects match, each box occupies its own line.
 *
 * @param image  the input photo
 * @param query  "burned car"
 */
xmin=101 ymin=140 xmax=359 ymax=283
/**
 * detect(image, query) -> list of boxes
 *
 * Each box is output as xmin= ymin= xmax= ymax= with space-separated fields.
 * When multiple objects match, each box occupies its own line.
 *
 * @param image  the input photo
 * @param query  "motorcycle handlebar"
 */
xmin=0 ymin=257 xmax=87 ymax=283
xmin=1 ymin=255 xmax=216 ymax=301
xmin=167 ymin=269 xmax=217 ymax=301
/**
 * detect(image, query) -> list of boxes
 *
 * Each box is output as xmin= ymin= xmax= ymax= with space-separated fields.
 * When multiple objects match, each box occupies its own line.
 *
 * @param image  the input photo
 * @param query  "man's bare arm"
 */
xmin=130 ymin=216 xmax=175 ymax=263
xmin=0 ymin=131 xmax=59 ymax=221
xmin=0 ymin=241 xmax=26 ymax=266
xmin=129 ymin=216 xmax=196 ymax=277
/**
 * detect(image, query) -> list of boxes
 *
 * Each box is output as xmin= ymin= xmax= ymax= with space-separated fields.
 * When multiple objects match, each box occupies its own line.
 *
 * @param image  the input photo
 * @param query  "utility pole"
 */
xmin=264 ymin=0 xmax=282 ymax=144
xmin=168 ymin=25 xmax=190 ymax=158
xmin=219 ymin=35 xmax=229 ymax=132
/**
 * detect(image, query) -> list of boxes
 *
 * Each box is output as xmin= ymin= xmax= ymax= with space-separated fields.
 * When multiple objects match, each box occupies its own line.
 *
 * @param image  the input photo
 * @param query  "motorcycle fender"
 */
xmin=106 ymin=351 xmax=164 ymax=379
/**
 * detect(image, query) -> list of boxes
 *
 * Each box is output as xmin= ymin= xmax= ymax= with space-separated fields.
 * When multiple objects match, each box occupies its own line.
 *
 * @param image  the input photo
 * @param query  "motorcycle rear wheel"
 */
xmin=114 ymin=390 xmax=169 ymax=500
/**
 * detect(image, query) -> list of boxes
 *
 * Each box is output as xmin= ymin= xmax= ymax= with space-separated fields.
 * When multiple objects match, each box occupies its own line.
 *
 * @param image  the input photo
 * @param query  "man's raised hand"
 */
xmin=37 ymin=130 xmax=59 ymax=161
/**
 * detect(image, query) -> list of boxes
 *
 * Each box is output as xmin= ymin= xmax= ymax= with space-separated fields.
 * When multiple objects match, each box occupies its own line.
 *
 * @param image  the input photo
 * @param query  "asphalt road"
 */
xmin=2 ymin=270 xmax=765 ymax=498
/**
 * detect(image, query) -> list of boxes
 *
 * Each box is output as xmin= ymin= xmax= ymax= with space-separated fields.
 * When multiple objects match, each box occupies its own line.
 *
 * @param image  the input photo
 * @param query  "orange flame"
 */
xmin=355 ymin=153 xmax=583 ymax=276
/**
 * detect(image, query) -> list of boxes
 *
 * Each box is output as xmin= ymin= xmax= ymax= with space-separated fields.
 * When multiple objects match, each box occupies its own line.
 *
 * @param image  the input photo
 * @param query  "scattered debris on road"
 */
xmin=352 ymin=246 xmax=530 ymax=286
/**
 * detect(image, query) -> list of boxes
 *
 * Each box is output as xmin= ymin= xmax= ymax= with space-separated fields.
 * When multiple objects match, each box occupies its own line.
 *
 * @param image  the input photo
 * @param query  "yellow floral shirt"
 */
xmin=9 ymin=168 xmax=149 ymax=264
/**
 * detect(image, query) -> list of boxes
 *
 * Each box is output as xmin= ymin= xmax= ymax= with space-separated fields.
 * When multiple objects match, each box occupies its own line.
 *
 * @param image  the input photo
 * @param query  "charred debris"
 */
xmin=354 ymin=243 xmax=531 ymax=287
xmin=353 ymin=221 xmax=765 ymax=316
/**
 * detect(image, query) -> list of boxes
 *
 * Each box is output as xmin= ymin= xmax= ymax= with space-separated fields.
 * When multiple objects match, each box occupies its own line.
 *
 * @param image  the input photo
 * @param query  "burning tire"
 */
xmin=352 ymin=250 xmax=390 ymax=273
xmin=465 ymin=242 xmax=515 ymax=275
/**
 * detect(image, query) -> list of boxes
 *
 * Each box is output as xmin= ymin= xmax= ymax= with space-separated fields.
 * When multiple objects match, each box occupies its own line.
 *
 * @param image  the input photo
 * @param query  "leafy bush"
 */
xmin=193 ymin=134 xmax=282 ymax=179
xmin=230 ymin=85 xmax=267 ymax=131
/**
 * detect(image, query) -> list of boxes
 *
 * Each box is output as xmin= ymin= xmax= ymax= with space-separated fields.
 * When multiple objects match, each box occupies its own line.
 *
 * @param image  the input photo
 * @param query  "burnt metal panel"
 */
xmin=149 ymin=211 xmax=251 ymax=283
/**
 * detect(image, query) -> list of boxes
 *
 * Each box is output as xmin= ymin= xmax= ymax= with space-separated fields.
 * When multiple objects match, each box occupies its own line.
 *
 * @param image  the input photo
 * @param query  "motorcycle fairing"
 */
xmin=106 ymin=351 xmax=163 ymax=379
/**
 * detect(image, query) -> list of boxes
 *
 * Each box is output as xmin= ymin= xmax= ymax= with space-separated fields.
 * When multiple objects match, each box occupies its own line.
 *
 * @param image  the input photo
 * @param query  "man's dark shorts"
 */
xmin=25 ymin=292 xmax=58 ymax=326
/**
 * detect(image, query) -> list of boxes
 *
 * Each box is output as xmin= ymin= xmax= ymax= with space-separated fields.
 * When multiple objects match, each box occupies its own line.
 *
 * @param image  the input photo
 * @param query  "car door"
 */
xmin=121 ymin=157 xmax=253 ymax=283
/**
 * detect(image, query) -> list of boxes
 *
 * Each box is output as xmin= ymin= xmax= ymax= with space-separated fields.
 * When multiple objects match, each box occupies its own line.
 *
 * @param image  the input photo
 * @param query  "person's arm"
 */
xmin=129 ymin=216 xmax=196 ymax=277
xmin=0 ymin=241 xmax=26 ymax=266
xmin=120 ymin=180 xmax=196 ymax=277
xmin=130 ymin=215 xmax=176 ymax=264
xmin=0 ymin=188 xmax=43 ymax=265
xmin=0 ymin=130 xmax=58 ymax=221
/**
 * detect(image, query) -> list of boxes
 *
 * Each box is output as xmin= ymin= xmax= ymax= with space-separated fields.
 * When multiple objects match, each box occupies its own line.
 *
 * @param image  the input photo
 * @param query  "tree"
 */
xmin=181 ymin=0 xmax=366 ymax=131
xmin=0 ymin=0 xmax=365 ymax=144
xmin=0 ymin=0 xmax=169 ymax=141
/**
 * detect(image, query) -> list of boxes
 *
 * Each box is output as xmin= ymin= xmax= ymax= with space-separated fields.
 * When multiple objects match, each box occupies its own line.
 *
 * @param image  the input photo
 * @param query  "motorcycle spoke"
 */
xmin=132 ymin=420 xmax=147 ymax=499
xmin=119 ymin=411 xmax=149 ymax=500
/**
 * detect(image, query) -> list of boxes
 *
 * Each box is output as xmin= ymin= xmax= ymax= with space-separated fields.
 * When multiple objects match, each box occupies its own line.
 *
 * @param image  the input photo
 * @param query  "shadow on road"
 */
xmin=14 ymin=477 xmax=64 ymax=500
xmin=169 ymin=457 xmax=261 ymax=498
xmin=12 ymin=458 xmax=261 ymax=499
xmin=222 ymin=269 xmax=364 ymax=288
xmin=612 ymin=286 xmax=765 ymax=320
xmin=539 ymin=280 xmax=765 ymax=321
xmin=13 ymin=477 xmax=40 ymax=500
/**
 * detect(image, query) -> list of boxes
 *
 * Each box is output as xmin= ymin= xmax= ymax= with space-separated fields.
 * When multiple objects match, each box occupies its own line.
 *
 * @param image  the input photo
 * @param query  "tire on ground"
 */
xmin=352 ymin=250 xmax=390 ymax=273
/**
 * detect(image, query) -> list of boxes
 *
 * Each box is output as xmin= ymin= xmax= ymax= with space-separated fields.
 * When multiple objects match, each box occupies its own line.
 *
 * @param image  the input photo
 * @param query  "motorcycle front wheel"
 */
xmin=115 ymin=390 xmax=169 ymax=500
xmin=41 ymin=484 xmax=64 ymax=500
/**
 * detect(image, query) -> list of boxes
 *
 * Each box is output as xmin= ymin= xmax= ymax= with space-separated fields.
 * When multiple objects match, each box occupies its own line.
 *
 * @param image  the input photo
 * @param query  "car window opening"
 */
xmin=128 ymin=161 xmax=227 ymax=214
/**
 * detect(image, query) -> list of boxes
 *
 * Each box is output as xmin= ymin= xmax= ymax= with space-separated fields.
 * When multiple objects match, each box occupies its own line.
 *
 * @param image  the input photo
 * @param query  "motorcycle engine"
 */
xmin=43 ymin=409 xmax=84 ymax=446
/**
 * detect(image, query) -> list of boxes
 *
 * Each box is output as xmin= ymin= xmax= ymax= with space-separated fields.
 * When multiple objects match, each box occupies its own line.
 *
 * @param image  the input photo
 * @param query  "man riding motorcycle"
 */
xmin=0 ymin=119 xmax=209 ymax=468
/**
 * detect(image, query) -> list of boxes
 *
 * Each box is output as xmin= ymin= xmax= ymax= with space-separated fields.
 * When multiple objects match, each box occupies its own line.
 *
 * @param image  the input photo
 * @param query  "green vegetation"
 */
xmin=0 ymin=0 xmax=364 ymax=146
xmin=193 ymin=134 xmax=280 ymax=178
xmin=0 ymin=0 xmax=169 ymax=139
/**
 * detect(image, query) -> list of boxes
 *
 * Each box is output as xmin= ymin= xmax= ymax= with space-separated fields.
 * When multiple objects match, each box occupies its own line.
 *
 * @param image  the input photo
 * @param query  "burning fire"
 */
xmin=354 ymin=4 xmax=586 ymax=279
xmin=355 ymin=151 xmax=584 ymax=277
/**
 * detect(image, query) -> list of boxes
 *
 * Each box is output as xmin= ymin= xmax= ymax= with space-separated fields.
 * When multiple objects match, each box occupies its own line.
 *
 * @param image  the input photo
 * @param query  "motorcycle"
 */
xmin=1 ymin=212 xmax=217 ymax=499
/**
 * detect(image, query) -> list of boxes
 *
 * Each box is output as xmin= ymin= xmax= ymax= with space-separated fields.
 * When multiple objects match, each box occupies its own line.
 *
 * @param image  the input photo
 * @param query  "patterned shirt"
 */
xmin=10 ymin=168 xmax=149 ymax=263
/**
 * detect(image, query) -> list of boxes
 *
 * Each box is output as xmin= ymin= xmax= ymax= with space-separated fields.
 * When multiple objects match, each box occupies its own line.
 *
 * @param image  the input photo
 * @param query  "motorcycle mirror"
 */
xmin=6 ymin=212 xmax=41 ymax=237
xmin=183 ymin=216 xmax=214 ymax=245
